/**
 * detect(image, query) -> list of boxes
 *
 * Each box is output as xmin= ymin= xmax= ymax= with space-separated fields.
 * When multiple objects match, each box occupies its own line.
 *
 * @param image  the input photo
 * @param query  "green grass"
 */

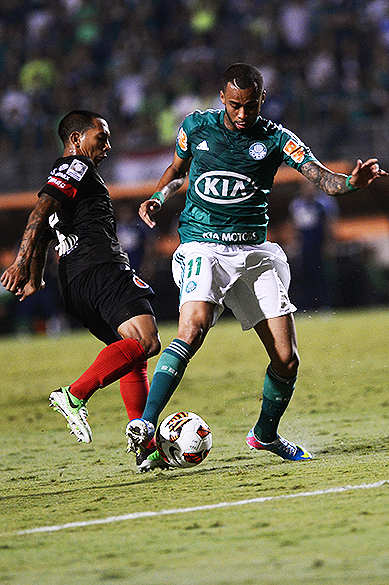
xmin=1 ymin=308 xmax=389 ymax=584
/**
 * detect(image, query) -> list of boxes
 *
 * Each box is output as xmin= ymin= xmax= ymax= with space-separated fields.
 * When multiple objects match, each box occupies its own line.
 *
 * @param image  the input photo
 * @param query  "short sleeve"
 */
xmin=279 ymin=129 xmax=318 ymax=171
xmin=175 ymin=115 xmax=194 ymax=160
xmin=38 ymin=158 xmax=89 ymax=206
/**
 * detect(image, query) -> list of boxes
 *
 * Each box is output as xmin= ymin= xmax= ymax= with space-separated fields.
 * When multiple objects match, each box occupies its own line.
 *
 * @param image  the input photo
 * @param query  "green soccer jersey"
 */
xmin=175 ymin=109 xmax=318 ymax=245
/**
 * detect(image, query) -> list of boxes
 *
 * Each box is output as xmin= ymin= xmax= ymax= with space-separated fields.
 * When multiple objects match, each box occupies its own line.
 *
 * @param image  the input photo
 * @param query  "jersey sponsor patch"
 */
xmin=283 ymin=139 xmax=305 ymax=163
xmin=194 ymin=170 xmax=255 ymax=204
xmin=47 ymin=176 xmax=77 ymax=198
xmin=177 ymin=127 xmax=188 ymax=152
xmin=249 ymin=142 xmax=267 ymax=160
xmin=67 ymin=159 xmax=88 ymax=181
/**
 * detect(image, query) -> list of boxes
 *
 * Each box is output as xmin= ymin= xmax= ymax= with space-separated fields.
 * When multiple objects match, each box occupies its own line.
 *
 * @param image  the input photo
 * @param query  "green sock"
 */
xmin=142 ymin=339 xmax=194 ymax=427
xmin=254 ymin=364 xmax=296 ymax=443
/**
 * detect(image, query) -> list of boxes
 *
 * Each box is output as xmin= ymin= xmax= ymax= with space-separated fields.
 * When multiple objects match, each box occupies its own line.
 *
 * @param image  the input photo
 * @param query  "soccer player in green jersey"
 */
xmin=128 ymin=63 xmax=386 ymax=470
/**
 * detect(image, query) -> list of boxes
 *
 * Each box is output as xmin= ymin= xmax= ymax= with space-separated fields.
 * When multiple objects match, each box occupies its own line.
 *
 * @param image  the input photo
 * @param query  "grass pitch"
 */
xmin=1 ymin=309 xmax=389 ymax=584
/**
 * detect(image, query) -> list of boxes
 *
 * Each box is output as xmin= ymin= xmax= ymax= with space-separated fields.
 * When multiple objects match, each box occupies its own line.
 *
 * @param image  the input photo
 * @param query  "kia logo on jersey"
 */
xmin=194 ymin=171 xmax=257 ymax=204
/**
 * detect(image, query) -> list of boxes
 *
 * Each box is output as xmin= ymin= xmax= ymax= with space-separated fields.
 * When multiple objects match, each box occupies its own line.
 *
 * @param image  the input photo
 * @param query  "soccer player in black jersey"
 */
xmin=127 ymin=63 xmax=387 ymax=470
xmin=1 ymin=110 xmax=161 ymax=454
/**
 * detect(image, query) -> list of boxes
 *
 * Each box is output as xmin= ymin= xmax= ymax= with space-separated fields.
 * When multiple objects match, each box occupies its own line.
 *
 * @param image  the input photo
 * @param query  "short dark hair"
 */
xmin=58 ymin=110 xmax=105 ymax=145
xmin=222 ymin=63 xmax=264 ymax=94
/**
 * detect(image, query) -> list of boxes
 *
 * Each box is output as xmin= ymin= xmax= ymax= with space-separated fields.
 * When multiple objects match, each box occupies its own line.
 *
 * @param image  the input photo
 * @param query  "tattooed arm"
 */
xmin=300 ymin=158 xmax=387 ymax=196
xmin=1 ymin=193 xmax=61 ymax=297
xmin=17 ymin=239 xmax=51 ymax=302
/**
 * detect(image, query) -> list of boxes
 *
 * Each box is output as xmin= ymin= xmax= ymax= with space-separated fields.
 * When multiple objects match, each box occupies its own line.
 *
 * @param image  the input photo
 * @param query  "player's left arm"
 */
xmin=300 ymin=158 xmax=387 ymax=196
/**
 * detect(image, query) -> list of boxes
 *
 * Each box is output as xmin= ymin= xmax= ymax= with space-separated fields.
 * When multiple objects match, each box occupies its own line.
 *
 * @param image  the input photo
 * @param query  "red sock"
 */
xmin=70 ymin=338 xmax=146 ymax=401
xmin=120 ymin=362 xmax=156 ymax=450
xmin=120 ymin=361 xmax=149 ymax=420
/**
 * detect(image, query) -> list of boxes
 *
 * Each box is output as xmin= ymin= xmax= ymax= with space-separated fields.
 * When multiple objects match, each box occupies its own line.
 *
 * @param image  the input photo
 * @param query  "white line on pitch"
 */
xmin=12 ymin=479 xmax=388 ymax=536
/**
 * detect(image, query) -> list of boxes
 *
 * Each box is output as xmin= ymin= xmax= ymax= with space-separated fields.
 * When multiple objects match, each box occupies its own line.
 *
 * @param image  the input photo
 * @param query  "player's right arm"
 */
xmin=1 ymin=193 xmax=61 ymax=297
xmin=17 ymin=238 xmax=51 ymax=302
xmin=139 ymin=152 xmax=191 ymax=228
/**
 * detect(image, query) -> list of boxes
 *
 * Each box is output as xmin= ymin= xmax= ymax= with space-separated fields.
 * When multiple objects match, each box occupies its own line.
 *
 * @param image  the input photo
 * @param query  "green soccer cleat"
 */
xmin=137 ymin=449 xmax=170 ymax=473
xmin=49 ymin=386 xmax=92 ymax=443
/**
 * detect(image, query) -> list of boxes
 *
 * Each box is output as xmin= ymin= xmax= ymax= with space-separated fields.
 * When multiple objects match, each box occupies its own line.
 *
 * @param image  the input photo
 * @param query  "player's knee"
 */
xmin=287 ymin=353 xmax=300 ymax=377
xmin=273 ymin=352 xmax=299 ymax=379
xmin=178 ymin=320 xmax=208 ymax=352
xmin=142 ymin=334 xmax=161 ymax=359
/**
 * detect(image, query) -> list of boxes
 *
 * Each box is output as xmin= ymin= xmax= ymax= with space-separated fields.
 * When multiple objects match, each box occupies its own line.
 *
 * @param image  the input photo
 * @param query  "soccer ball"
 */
xmin=156 ymin=411 xmax=212 ymax=468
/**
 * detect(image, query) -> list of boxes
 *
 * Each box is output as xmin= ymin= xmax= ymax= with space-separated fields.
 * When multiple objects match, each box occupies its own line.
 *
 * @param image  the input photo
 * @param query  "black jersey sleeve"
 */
xmin=38 ymin=157 xmax=90 ymax=206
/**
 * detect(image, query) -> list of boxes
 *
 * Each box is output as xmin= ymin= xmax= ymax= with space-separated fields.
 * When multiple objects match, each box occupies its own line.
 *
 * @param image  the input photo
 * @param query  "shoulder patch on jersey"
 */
xmin=133 ymin=274 xmax=149 ymax=289
xmin=67 ymin=159 xmax=88 ymax=181
xmin=177 ymin=127 xmax=188 ymax=152
xmin=283 ymin=139 xmax=305 ymax=163
xmin=249 ymin=142 xmax=267 ymax=160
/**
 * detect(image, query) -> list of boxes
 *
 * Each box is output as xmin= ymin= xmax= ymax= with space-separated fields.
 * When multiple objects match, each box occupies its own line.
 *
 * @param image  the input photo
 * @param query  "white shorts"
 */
xmin=172 ymin=241 xmax=297 ymax=330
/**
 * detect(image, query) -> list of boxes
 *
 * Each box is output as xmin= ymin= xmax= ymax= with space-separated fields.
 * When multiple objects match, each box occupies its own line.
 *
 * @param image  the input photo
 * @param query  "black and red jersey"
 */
xmin=39 ymin=155 xmax=130 ymax=288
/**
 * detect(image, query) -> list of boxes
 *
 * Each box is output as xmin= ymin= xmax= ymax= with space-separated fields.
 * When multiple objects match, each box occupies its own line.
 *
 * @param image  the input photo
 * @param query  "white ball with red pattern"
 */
xmin=156 ymin=411 xmax=212 ymax=468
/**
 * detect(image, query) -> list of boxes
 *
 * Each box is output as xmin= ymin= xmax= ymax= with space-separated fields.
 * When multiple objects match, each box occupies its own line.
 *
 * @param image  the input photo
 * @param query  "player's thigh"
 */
xmin=172 ymin=243 xmax=222 ymax=306
xmin=224 ymin=244 xmax=296 ymax=330
xmin=173 ymin=243 xmax=226 ymax=328
xmin=225 ymin=269 xmax=295 ymax=331
xmin=61 ymin=272 xmax=120 ymax=344
xmin=62 ymin=264 xmax=157 ymax=347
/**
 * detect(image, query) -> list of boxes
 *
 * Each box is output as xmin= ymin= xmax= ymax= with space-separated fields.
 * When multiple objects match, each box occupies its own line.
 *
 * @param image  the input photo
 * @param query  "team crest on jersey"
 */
xmin=67 ymin=159 xmax=88 ymax=181
xmin=133 ymin=274 xmax=149 ymax=289
xmin=177 ymin=127 xmax=188 ymax=152
xmin=185 ymin=281 xmax=197 ymax=293
xmin=249 ymin=142 xmax=267 ymax=160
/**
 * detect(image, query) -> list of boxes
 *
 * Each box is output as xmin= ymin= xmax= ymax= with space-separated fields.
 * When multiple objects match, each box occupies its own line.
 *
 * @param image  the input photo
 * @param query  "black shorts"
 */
xmin=62 ymin=263 xmax=155 ymax=345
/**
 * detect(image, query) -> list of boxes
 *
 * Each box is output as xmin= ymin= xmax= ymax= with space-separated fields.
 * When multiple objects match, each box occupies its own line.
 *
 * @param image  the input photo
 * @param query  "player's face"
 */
xmin=78 ymin=118 xmax=111 ymax=166
xmin=220 ymin=82 xmax=265 ymax=132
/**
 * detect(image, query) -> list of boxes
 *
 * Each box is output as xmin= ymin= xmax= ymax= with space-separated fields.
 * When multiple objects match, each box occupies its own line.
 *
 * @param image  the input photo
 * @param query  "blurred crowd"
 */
xmin=1 ymin=0 xmax=389 ymax=192
xmin=2 ymin=0 xmax=389 ymax=335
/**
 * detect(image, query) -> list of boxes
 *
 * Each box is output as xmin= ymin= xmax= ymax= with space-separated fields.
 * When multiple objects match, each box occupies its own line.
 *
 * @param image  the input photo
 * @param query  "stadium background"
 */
xmin=1 ymin=0 xmax=389 ymax=333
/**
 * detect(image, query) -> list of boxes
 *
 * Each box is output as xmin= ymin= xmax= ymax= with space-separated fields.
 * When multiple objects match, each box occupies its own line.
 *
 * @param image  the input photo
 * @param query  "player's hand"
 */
xmin=17 ymin=279 xmax=45 ymax=302
xmin=349 ymin=158 xmax=388 ymax=189
xmin=0 ymin=263 xmax=29 ymax=296
xmin=138 ymin=199 xmax=162 ymax=228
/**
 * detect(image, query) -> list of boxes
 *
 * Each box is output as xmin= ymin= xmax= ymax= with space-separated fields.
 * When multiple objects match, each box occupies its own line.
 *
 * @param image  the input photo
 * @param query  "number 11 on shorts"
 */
xmin=187 ymin=257 xmax=202 ymax=278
